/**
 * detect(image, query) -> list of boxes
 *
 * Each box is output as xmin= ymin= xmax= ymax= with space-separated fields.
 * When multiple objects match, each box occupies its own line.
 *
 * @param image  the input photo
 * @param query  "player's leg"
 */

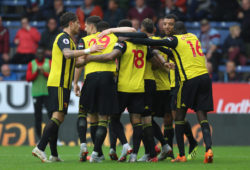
xmin=196 ymin=110 xmax=213 ymax=163
xmin=109 ymin=119 xmax=118 ymax=160
xmin=90 ymin=115 xmax=108 ymax=163
xmin=171 ymin=108 xmax=187 ymax=162
xmin=77 ymin=109 xmax=88 ymax=162
xmin=163 ymin=112 xmax=174 ymax=149
xmin=128 ymin=113 xmax=143 ymax=162
xmin=33 ymin=96 xmax=43 ymax=141
xmin=142 ymin=115 xmax=158 ymax=162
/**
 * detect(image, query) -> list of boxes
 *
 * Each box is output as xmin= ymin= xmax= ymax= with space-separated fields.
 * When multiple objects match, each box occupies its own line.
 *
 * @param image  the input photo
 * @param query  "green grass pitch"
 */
xmin=1 ymin=146 xmax=250 ymax=170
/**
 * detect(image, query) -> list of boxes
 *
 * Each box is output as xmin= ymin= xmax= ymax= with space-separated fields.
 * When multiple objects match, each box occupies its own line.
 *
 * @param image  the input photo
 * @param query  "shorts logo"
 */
xmin=145 ymin=106 xmax=149 ymax=109
xmin=64 ymin=102 xmax=68 ymax=108
xmin=63 ymin=38 xmax=70 ymax=44
xmin=181 ymin=103 xmax=186 ymax=107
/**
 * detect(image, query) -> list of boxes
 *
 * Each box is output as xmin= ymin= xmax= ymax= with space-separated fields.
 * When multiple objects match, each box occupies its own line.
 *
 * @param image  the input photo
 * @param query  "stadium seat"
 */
xmin=64 ymin=0 xmax=82 ymax=7
xmin=219 ymin=65 xmax=250 ymax=73
xmin=1 ymin=0 xmax=26 ymax=6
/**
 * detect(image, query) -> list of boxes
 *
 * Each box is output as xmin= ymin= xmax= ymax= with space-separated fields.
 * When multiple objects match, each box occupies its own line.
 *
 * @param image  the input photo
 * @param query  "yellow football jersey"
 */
xmin=47 ymin=32 xmax=76 ymax=89
xmin=150 ymin=36 xmax=171 ymax=91
xmin=173 ymin=33 xmax=208 ymax=81
xmin=115 ymin=41 xmax=149 ymax=93
xmin=78 ymin=32 xmax=118 ymax=78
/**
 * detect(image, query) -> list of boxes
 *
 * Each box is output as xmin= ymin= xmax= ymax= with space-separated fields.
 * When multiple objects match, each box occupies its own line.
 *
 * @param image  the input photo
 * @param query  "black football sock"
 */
xmin=143 ymin=123 xmax=157 ymax=158
xmin=141 ymin=126 xmax=149 ymax=154
xmin=49 ymin=126 xmax=59 ymax=157
xmin=109 ymin=123 xmax=117 ymax=151
xmin=152 ymin=119 xmax=167 ymax=146
xmin=77 ymin=114 xmax=87 ymax=144
xmin=90 ymin=122 xmax=98 ymax=143
xmin=184 ymin=120 xmax=198 ymax=153
xmin=200 ymin=120 xmax=212 ymax=152
xmin=175 ymin=121 xmax=185 ymax=156
xmin=93 ymin=121 xmax=108 ymax=154
xmin=38 ymin=118 xmax=60 ymax=151
xmin=111 ymin=117 xmax=128 ymax=145
xmin=132 ymin=123 xmax=143 ymax=154
xmin=164 ymin=125 xmax=174 ymax=148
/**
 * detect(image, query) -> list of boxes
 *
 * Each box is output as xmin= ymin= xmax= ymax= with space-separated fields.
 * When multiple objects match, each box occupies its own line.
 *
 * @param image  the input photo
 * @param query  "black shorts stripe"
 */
xmin=173 ymin=49 xmax=187 ymax=81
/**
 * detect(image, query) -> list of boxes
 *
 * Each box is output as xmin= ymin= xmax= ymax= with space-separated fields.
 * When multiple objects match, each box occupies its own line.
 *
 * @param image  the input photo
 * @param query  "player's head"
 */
xmin=36 ymin=47 xmax=45 ymax=61
xmin=97 ymin=21 xmax=110 ymax=32
xmin=85 ymin=16 xmax=102 ymax=34
xmin=141 ymin=18 xmax=154 ymax=34
xmin=60 ymin=12 xmax=79 ymax=35
xmin=163 ymin=14 xmax=178 ymax=36
xmin=174 ymin=21 xmax=187 ymax=35
xmin=118 ymin=19 xmax=132 ymax=27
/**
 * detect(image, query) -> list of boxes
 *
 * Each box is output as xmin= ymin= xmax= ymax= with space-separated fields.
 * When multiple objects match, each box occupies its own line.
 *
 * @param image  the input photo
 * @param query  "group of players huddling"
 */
xmin=32 ymin=12 xmax=214 ymax=164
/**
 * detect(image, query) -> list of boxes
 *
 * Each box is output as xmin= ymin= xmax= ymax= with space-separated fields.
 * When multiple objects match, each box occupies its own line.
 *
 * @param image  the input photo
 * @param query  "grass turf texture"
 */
xmin=1 ymin=146 xmax=250 ymax=170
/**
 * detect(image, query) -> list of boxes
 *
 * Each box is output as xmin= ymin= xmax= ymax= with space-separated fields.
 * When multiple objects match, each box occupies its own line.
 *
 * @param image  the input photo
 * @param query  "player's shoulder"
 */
xmin=57 ymin=32 xmax=71 ymax=44
xmin=115 ymin=41 xmax=127 ymax=48
xmin=150 ymin=35 xmax=162 ymax=40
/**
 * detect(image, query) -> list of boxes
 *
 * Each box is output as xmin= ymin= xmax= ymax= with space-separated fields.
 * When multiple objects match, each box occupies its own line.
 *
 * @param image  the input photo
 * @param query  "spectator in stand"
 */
xmin=223 ymin=25 xmax=247 ymax=66
xmin=146 ymin=0 xmax=162 ymax=13
xmin=131 ymin=18 xmax=140 ymax=31
xmin=50 ymin=0 xmax=66 ymax=24
xmin=159 ymin=0 xmax=186 ymax=20
xmin=12 ymin=17 xmax=41 ymax=64
xmin=206 ymin=61 xmax=218 ymax=82
xmin=155 ymin=17 xmax=165 ymax=37
xmin=26 ymin=47 xmax=51 ymax=141
xmin=26 ymin=0 xmax=54 ymax=20
xmin=127 ymin=0 xmax=156 ymax=24
xmin=220 ymin=61 xmax=243 ymax=82
xmin=175 ymin=0 xmax=187 ymax=13
xmin=0 ymin=64 xmax=17 ymax=81
xmin=213 ymin=0 xmax=240 ymax=21
xmin=104 ymin=0 xmax=124 ymax=28
xmin=187 ymin=0 xmax=212 ymax=21
xmin=40 ymin=18 xmax=60 ymax=59
xmin=238 ymin=0 xmax=250 ymax=57
xmin=76 ymin=0 xmax=103 ymax=31
xmin=0 ymin=16 xmax=10 ymax=66
xmin=198 ymin=19 xmax=221 ymax=73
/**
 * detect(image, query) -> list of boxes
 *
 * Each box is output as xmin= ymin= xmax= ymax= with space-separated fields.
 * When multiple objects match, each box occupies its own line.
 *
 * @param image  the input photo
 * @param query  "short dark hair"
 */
xmin=118 ymin=19 xmax=132 ymax=27
xmin=141 ymin=18 xmax=154 ymax=34
xmin=174 ymin=21 xmax=187 ymax=34
xmin=60 ymin=12 xmax=77 ymax=28
xmin=164 ymin=14 xmax=178 ymax=22
xmin=86 ymin=16 xmax=102 ymax=28
xmin=110 ymin=0 xmax=119 ymax=5
xmin=97 ymin=21 xmax=110 ymax=32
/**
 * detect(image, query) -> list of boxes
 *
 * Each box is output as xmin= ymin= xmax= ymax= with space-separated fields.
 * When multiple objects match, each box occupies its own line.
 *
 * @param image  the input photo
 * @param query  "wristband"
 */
xmin=83 ymin=48 xmax=90 ymax=54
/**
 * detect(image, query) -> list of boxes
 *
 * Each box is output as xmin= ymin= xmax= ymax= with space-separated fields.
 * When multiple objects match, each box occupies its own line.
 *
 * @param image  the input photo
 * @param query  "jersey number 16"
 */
xmin=187 ymin=40 xmax=204 ymax=57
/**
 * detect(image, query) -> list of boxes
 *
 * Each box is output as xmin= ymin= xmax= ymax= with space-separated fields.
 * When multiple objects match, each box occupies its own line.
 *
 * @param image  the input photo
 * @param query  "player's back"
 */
xmin=173 ymin=33 xmax=208 ymax=81
xmin=118 ymin=41 xmax=148 ymax=93
xmin=83 ymin=32 xmax=118 ymax=77
xmin=48 ymin=32 xmax=76 ymax=89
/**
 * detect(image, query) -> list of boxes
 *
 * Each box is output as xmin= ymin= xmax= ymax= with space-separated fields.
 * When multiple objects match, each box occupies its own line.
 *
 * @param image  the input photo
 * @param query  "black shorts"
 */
xmin=177 ymin=73 xmax=214 ymax=112
xmin=170 ymin=85 xmax=179 ymax=110
xmin=48 ymin=86 xmax=71 ymax=114
xmin=79 ymin=72 xmax=119 ymax=115
xmin=118 ymin=92 xmax=145 ymax=114
xmin=152 ymin=90 xmax=171 ymax=117
xmin=144 ymin=79 xmax=156 ymax=116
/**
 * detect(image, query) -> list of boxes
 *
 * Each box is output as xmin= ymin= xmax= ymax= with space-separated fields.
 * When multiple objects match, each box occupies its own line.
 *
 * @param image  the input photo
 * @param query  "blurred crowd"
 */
xmin=0 ymin=0 xmax=250 ymax=82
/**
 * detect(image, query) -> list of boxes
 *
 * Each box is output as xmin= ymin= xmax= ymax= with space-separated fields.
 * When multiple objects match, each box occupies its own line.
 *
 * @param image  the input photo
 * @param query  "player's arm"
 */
xmin=98 ymin=27 xmax=136 ymax=38
xmin=114 ymin=32 xmax=148 ymax=38
xmin=151 ymin=49 xmax=175 ymax=71
xmin=129 ymin=36 xmax=178 ymax=48
xmin=57 ymin=34 xmax=104 ymax=59
xmin=75 ymin=41 xmax=126 ymax=67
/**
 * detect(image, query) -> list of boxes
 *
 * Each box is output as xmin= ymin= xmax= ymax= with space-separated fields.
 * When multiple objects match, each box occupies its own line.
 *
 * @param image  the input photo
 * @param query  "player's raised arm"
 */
xmin=129 ymin=36 xmax=178 ymax=49
xmin=98 ymin=27 xmax=136 ymax=38
xmin=62 ymin=43 xmax=105 ymax=59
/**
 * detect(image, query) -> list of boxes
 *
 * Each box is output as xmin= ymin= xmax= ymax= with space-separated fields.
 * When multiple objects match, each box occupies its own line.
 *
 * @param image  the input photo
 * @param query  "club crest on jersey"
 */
xmin=63 ymin=38 xmax=70 ymax=44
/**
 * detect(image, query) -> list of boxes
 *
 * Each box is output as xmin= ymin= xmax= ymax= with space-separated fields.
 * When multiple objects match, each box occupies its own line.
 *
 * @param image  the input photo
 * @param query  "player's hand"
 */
xmin=90 ymin=43 xmax=105 ymax=53
xmin=164 ymin=62 xmax=175 ymax=69
xmin=74 ymin=84 xmax=80 ymax=97
xmin=97 ymin=29 xmax=111 ymax=38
